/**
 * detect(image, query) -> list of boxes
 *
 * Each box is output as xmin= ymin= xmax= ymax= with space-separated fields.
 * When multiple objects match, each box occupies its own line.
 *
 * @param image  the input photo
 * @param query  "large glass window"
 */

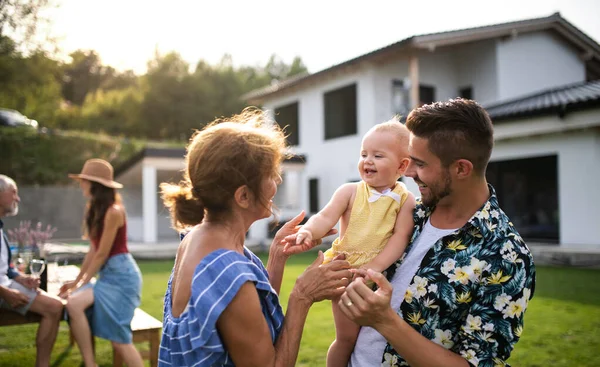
xmin=486 ymin=155 xmax=559 ymax=242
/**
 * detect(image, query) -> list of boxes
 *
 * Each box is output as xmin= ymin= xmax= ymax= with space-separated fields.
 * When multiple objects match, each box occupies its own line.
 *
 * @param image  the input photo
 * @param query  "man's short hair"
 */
xmin=0 ymin=175 xmax=16 ymax=193
xmin=405 ymin=98 xmax=494 ymax=175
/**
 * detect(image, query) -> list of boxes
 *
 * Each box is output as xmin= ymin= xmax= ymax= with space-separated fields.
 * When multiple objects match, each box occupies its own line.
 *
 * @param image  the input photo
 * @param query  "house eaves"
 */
xmin=244 ymin=12 xmax=600 ymax=106
xmin=485 ymin=79 xmax=600 ymax=121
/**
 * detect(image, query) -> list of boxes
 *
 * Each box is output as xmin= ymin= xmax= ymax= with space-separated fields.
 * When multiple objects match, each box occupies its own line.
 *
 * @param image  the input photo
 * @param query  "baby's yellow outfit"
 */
xmin=323 ymin=181 xmax=410 ymax=267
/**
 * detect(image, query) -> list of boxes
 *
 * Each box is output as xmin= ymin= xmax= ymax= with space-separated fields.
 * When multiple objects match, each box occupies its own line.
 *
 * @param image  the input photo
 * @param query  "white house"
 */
xmin=242 ymin=13 xmax=600 ymax=249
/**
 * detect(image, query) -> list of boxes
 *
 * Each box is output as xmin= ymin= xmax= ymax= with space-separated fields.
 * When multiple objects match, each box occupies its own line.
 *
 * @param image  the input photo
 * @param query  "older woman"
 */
xmin=159 ymin=109 xmax=352 ymax=366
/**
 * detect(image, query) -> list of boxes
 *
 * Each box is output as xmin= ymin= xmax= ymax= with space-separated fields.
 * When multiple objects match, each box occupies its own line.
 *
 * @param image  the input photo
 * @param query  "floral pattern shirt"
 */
xmin=381 ymin=185 xmax=536 ymax=367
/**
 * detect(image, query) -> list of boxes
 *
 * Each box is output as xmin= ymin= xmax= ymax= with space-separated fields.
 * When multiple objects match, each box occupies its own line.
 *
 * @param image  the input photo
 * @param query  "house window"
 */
xmin=309 ymin=178 xmax=319 ymax=213
xmin=324 ymin=84 xmax=357 ymax=140
xmin=392 ymin=79 xmax=410 ymax=119
xmin=459 ymin=86 xmax=473 ymax=100
xmin=275 ymin=102 xmax=299 ymax=146
xmin=419 ymin=85 xmax=436 ymax=106
xmin=486 ymin=155 xmax=559 ymax=242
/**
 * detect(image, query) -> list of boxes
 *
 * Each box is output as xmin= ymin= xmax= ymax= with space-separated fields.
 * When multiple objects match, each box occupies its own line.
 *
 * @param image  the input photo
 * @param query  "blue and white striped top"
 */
xmin=159 ymin=247 xmax=284 ymax=366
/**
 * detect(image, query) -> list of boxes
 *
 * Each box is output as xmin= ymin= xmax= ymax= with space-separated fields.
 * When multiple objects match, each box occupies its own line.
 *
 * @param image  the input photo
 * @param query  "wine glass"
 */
xmin=29 ymin=259 xmax=46 ymax=284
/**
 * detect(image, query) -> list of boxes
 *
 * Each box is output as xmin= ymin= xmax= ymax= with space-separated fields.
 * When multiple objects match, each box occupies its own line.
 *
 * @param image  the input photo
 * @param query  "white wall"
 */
xmin=492 ymin=128 xmax=600 ymax=248
xmin=496 ymin=31 xmax=586 ymax=101
xmin=420 ymin=48 xmax=460 ymax=102
xmin=373 ymin=59 xmax=409 ymax=123
xmin=454 ymin=40 xmax=498 ymax=105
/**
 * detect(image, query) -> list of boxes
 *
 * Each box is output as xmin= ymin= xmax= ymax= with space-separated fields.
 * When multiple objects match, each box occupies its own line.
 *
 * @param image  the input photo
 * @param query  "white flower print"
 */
xmin=483 ymin=322 xmax=494 ymax=332
xmin=449 ymin=267 xmax=470 ymax=284
xmin=427 ymin=284 xmax=438 ymax=294
xmin=416 ymin=208 xmax=426 ymax=218
xmin=502 ymin=241 xmax=514 ymax=251
xmin=462 ymin=314 xmax=482 ymax=334
xmin=433 ymin=329 xmax=454 ymax=349
xmin=494 ymin=293 xmax=512 ymax=311
xmin=467 ymin=257 xmax=489 ymax=282
xmin=491 ymin=209 xmax=500 ymax=219
xmin=522 ymin=288 xmax=532 ymax=304
xmin=413 ymin=276 xmax=428 ymax=298
xmin=502 ymin=297 xmax=527 ymax=319
xmin=382 ymin=352 xmax=399 ymax=366
xmin=460 ymin=349 xmax=480 ymax=366
xmin=502 ymin=251 xmax=519 ymax=263
xmin=441 ymin=259 xmax=456 ymax=275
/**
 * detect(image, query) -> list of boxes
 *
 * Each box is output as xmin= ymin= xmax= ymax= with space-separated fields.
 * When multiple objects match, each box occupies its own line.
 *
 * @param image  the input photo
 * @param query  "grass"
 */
xmin=0 ymin=253 xmax=598 ymax=366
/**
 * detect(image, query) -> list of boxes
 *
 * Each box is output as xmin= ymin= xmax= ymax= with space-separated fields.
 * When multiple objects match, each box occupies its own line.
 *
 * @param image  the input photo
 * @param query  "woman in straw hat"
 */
xmin=60 ymin=158 xmax=144 ymax=367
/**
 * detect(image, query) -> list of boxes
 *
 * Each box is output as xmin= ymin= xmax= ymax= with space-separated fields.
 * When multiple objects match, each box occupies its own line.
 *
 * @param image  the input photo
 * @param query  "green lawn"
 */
xmin=0 ymin=253 xmax=598 ymax=366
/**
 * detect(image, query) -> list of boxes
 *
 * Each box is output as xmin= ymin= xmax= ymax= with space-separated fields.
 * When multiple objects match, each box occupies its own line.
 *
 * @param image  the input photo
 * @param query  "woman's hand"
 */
xmin=58 ymin=280 xmax=78 ymax=299
xmin=291 ymin=251 xmax=352 ymax=305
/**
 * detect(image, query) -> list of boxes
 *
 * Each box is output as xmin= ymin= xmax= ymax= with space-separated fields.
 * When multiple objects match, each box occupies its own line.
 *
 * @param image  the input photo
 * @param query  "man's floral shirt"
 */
xmin=382 ymin=185 xmax=536 ymax=367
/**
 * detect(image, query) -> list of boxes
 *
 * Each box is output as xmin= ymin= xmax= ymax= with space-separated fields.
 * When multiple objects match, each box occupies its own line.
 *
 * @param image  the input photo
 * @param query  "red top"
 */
xmin=92 ymin=222 xmax=129 ymax=258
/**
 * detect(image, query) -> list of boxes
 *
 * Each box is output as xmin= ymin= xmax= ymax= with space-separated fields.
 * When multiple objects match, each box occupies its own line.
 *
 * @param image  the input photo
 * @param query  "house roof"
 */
xmin=485 ymin=80 xmax=600 ymax=121
xmin=243 ymin=12 xmax=600 ymax=105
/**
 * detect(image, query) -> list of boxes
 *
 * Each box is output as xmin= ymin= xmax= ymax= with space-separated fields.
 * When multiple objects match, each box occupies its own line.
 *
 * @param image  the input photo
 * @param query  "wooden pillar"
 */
xmin=409 ymin=54 xmax=420 ymax=108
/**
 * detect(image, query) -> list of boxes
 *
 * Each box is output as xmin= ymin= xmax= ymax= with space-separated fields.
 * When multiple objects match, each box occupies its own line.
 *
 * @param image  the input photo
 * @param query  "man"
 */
xmin=0 ymin=175 xmax=64 ymax=367
xmin=343 ymin=99 xmax=536 ymax=367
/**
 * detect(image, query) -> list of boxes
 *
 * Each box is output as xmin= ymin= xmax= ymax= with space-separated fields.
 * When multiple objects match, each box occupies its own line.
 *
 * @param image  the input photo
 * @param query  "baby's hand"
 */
xmin=283 ymin=229 xmax=314 ymax=255
xmin=295 ymin=229 xmax=313 ymax=246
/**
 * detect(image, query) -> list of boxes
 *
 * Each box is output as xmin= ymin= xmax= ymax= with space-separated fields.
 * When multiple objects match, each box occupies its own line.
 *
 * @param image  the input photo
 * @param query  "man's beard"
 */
xmin=420 ymin=170 xmax=452 ymax=207
xmin=4 ymin=204 xmax=18 ymax=217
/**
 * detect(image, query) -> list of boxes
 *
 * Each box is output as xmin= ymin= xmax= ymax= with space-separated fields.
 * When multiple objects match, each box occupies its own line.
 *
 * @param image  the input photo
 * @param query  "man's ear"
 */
xmin=234 ymin=185 xmax=251 ymax=209
xmin=454 ymin=159 xmax=474 ymax=179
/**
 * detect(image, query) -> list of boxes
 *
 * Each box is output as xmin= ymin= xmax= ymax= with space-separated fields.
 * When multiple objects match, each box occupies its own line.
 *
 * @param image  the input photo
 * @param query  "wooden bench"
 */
xmin=109 ymin=308 xmax=162 ymax=367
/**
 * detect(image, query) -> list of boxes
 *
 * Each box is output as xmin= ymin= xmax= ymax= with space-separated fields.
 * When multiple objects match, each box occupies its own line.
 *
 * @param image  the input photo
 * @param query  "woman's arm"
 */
xmin=219 ymin=253 xmax=353 ymax=367
xmin=77 ymin=206 xmax=123 ymax=285
xmin=362 ymin=194 xmax=416 ymax=272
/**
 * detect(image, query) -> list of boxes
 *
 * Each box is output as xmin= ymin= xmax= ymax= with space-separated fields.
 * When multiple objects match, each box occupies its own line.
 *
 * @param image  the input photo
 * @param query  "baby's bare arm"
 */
xmin=299 ymin=183 xmax=355 ymax=242
xmin=363 ymin=193 xmax=416 ymax=272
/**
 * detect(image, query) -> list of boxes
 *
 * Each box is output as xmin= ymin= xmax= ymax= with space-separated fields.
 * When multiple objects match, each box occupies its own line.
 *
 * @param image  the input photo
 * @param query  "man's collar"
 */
xmin=415 ymin=184 xmax=500 ymax=238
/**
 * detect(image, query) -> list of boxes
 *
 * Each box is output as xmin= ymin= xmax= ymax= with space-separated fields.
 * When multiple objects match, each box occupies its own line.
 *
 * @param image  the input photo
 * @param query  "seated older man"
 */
xmin=0 ymin=175 xmax=64 ymax=367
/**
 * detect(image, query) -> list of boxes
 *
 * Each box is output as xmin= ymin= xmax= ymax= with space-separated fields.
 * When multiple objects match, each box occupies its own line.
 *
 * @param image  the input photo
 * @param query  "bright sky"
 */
xmin=47 ymin=0 xmax=600 ymax=74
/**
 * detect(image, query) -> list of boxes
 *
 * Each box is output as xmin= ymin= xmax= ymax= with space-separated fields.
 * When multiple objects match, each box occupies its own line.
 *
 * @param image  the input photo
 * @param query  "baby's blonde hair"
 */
xmin=366 ymin=116 xmax=410 ymax=158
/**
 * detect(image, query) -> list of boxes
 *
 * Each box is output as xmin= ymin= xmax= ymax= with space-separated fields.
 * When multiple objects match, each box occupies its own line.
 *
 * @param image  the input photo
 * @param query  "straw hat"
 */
xmin=69 ymin=159 xmax=123 ymax=189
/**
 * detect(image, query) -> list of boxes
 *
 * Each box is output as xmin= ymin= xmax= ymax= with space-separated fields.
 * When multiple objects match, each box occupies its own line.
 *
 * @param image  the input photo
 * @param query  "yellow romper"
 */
xmin=323 ymin=181 xmax=409 ymax=267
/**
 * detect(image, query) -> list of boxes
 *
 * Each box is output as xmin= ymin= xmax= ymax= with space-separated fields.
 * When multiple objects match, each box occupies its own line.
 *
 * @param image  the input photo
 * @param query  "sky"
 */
xmin=46 ymin=0 xmax=600 ymax=74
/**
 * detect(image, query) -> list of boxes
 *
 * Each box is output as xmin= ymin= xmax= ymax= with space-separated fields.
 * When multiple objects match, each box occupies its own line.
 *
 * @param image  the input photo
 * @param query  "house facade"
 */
xmin=244 ymin=13 xmax=600 ymax=249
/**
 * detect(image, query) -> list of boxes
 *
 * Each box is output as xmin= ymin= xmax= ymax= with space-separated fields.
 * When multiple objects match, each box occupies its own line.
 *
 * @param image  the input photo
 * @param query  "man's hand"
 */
xmin=14 ymin=275 xmax=40 ymax=289
xmin=339 ymin=269 xmax=396 ymax=329
xmin=3 ymin=288 xmax=30 ymax=308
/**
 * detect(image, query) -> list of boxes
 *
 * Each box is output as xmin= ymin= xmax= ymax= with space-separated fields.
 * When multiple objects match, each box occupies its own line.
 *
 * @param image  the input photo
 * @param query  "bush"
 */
xmin=0 ymin=127 xmax=147 ymax=185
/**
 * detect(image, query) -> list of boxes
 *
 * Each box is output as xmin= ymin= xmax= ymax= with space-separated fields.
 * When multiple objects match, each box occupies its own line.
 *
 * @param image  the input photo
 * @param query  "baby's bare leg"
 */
xmin=327 ymin=298 xmax=361 ymax=367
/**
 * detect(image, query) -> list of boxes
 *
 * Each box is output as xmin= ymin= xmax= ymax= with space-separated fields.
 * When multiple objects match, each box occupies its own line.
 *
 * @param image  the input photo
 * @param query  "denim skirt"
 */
xmin=81 ymin=253 xmax=142 ymax=343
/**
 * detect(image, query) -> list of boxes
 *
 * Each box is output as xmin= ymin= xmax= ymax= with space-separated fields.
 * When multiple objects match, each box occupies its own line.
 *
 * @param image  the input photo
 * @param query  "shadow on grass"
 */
xmin=50 ymin=344 xmax=73 ymax=367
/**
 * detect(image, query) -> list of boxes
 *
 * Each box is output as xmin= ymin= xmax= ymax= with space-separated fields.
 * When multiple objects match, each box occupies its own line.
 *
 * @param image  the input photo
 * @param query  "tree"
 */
xmin=0 ymin=0 xmax=53 ymax=51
